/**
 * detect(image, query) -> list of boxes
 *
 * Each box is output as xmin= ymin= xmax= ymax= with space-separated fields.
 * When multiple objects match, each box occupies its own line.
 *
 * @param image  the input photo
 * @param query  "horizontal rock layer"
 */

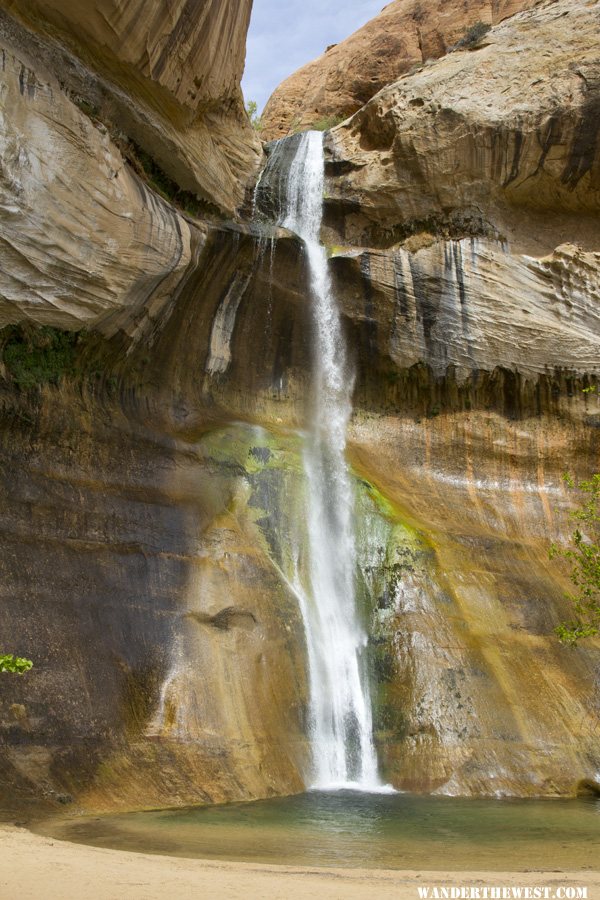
xmin=332 ymin=239 xmax=600 ymax=385
xmin=0 ymin=216 xmax=598 ymax=810
xmin=0 ymin=0 xmax=598 ymax=817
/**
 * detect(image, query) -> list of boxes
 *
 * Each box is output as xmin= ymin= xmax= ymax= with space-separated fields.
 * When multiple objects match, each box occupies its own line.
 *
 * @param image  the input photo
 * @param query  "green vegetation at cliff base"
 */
xmin=1 ymin=324 xmax=78 ymax=388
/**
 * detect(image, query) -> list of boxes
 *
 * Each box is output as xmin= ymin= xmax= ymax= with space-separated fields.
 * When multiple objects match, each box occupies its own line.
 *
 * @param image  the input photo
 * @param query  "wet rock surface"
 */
xmin=0 ymin=213 xmax=598 ymax=809
xmin=0 ymin=0 xmax=599 ymax=816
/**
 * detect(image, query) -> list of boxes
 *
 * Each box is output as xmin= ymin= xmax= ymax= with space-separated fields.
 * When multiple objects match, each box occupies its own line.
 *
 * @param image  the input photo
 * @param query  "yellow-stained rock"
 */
xmin=350 ymin=410 xmax=600 ymax=796
xmin=0 ymin=0 xmax=598 ymax=817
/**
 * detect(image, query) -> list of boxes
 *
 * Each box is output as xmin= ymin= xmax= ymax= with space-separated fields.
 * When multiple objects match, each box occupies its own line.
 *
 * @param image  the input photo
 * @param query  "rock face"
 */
xmin=331 ymin=240 xmax=600 ymax=383
xmin=0 ymin=0 xmax=599 ymax=817
xmin=0 ymin=0 xmax=261 ymax=213
xmin=0 ymin=26 xmax=195 ymax=336
xmin=0 ymin=213 xmax=598 ymax=809
xmin=1 ymin=215 xmax=598 ymax=809
xmin=314 ymin=0 xmax=600 ymax=791
xmin=0 ymin=0 xmax=261 ymax=334
xmin=260 ymin=0 xmax=539 ymax=140
xmin=323 ymin=0 xmax=600 ymax=255
xmin=350 ymin=408 xmax=600 ymax=796
xmin=0 ymin=226 xmax=313 ymax=813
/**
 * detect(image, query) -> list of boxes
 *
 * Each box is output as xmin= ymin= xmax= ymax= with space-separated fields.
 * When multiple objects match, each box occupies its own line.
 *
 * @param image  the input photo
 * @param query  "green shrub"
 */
xmin=0 ymin=654 xmax=33 ymax=674
xmin=2 ymin=325 xmax=78 ymax=388
xmin=72 ymin=96 xmax=100 ymax=120
xmin=550 ymin=473 xmax=600 ymax=644
xmin=69 ymin=89 xmax=212 ymax=219
xmin=312 ymin=114 xmax=345 ymax=132
xmin=246 ymin=100 xmax=263 ymax=132
xmin=117 ymin=140 xmax=207 ymax=217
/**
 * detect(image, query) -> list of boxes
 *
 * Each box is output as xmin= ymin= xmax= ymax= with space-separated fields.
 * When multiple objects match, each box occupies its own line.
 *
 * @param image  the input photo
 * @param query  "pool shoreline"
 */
xmin=31 ymin=790 xmax=600 ymax=873
xmin=1 ymin=824 xmax=599 ymax=900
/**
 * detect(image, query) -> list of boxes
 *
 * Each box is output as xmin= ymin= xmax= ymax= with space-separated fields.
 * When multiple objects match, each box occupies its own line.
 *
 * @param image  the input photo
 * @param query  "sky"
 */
xmin=242 ymin=0 xmax=386 ymax=113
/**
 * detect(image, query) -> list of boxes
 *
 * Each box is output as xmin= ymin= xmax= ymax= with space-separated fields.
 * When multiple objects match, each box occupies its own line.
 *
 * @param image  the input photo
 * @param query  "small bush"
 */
xmin=0 ymin=654 xmax=33 ymax=674
xmin=311 ymin=114 xmax=345 ymax=132
xmin=454 ymin=21 xmax=491 ymax=50
xmin=246 ymin=100 xmax=263 ymax=132
xmin=1 ymin=325 xmax=78 ymax=388
xmin=72 ymin=96 xmax=100 ymax=121
xmin=550 ymin=473 xmax=600 ymax=645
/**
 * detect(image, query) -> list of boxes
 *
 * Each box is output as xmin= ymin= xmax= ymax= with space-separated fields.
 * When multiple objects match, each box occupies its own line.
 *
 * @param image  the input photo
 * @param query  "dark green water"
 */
xmin=37 ymin=791 xmax=600 ymax=871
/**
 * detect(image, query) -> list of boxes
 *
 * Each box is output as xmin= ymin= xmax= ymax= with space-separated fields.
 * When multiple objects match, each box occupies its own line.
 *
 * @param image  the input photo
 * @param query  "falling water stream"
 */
xmin=257 ymin=131 xmax=383 ymax=790
xmin=33 ymin=134 xmax=600 ymax=868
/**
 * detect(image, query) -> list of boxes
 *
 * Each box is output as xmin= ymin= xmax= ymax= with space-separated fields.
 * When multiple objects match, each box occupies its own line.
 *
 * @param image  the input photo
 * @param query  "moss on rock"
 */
xmin=1 ymin=325 xmax=79 ymax=389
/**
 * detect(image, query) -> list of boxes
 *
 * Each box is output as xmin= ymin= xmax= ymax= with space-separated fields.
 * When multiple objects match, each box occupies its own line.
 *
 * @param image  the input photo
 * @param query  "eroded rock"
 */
xmin=0 ymin=0 xmax=262 ymax=213
xmin=261 ymin=0 xmax=539 ymax=140
xmin=331 ymin=240 xmax=600 ymax=385
xmin=0 ymin=31 xmax=197 ymax=337
xmin=0 ymin=0 xmax=598 ymax=814
xmin=324 ymin=0 xmax=600 ymax=255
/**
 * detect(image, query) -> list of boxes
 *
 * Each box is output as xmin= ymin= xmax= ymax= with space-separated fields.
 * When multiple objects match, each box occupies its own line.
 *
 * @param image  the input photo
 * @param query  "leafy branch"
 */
xmin=246 ymin=100 xmax=263 ymax=132
xmin=550 ymin=473 xmax=600 ymax=644
xmin=0 ymin=653 xmax=33 ymax=674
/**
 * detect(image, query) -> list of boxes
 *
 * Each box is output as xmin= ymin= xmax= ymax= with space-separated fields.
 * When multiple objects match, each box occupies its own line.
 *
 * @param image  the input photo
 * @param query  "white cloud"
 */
xmin=242 ymin=0 xmax=385 ymax=111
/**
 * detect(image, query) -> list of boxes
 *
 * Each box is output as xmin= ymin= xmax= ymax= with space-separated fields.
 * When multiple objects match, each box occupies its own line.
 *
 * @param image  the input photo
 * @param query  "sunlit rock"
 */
xmin=261 ymin=0 xmax=538 ymax=140
xmin=0 ymin=0 xmax=262 ymax=213
xmin=0 ymin=0 xmax=598 ymax=815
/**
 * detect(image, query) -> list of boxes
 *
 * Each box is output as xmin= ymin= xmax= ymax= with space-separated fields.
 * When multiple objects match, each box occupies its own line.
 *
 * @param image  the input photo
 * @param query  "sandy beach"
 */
xmin=0 ymin=825 xmax=598 ymax=900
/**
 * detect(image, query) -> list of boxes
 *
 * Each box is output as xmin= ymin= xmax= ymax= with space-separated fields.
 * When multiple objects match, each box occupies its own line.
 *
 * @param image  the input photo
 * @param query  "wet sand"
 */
xmin=1 ymin=824 xmax=598 ymax=900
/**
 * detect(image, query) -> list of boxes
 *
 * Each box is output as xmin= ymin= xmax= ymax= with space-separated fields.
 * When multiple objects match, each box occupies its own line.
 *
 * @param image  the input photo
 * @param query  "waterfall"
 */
xmin=256 ymin=131 xmax=384 ymax=790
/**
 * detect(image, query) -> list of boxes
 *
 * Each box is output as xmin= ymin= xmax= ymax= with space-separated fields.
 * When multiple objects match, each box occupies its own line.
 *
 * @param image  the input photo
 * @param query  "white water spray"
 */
xmin=260 ymin=131 xmax=384 ymax=790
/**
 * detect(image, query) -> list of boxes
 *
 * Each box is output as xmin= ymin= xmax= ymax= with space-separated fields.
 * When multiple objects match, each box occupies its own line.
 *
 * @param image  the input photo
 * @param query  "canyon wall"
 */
xmin=319 ymin=0 xmax=600 ymax=793
xmin=0 ymin=0 xmax=599 ymax=816
xmin=0 ymin=0 xmax=262 ymax=216
xmin=322 ymin=0 xmax=600 ymax=255
xmin=260 ymin=0 xmax=540 ymax=139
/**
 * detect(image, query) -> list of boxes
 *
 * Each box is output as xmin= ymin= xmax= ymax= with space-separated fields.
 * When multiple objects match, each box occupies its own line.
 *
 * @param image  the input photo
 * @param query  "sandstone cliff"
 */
xmin=261 ymin=0 xmax=540 ymax=140
xmin=0 ymin=26 xmax=195 ymax=336
xmin=0 ymin=0 xmax=262 ymax=214
xmin=315 ymin=0 xmax=600 ymax=789
xmin=0 ymin=0 xmax=265 ymax=335
xmin=323 ymin=0 xmax=600 ymax=256
xmin=0 ymin=0 xmax=598 ymax=816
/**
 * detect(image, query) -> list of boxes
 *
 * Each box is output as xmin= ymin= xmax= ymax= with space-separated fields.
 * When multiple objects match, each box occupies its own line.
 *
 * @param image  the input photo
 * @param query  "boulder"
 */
xmin=323 ymin=0 xmax=600 ymax=255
